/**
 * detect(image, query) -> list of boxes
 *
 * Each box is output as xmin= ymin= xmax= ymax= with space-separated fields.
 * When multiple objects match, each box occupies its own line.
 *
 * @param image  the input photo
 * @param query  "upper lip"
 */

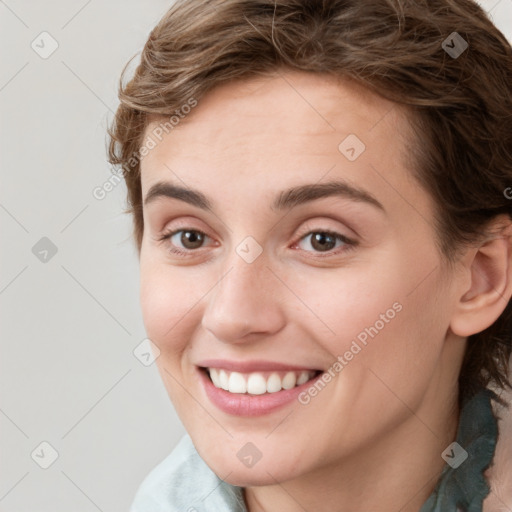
xmin=197 ymin=359 xmax=321 ymax=372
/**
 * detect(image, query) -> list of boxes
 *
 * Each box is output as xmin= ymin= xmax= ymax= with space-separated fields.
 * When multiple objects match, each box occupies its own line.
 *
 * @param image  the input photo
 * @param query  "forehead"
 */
xmin=139 ymin=71 xmax=431 ymax=225
xmin=141 ymin=72 xmax=410 ymax=176
xmin=144 ymin=71 xmax=404 ymax=152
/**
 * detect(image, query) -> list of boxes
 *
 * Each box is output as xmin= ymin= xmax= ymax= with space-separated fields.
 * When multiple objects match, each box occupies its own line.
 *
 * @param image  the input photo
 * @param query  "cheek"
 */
xmin=306 ymin=251 xmax=448 ymax=383
xmin=294 ymin=266 xmax=404 ymax=351
xmin=139 ymin=261 xmax=203 ymax=352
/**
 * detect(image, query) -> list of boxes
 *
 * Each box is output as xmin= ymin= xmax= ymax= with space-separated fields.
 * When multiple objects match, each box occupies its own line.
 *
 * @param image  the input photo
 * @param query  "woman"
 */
xmin=108 ymin=1 xmax=512 ymax=510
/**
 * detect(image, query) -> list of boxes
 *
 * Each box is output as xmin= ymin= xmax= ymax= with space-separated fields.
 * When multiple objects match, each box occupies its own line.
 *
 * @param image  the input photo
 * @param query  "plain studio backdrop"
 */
xmin=0 ymin=1 xmax=511 ymax=511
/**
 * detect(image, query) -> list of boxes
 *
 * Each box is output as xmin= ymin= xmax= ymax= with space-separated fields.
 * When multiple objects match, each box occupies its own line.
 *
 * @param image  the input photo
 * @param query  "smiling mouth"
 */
xmin=200 ymin=367 xmax=323 ymax=395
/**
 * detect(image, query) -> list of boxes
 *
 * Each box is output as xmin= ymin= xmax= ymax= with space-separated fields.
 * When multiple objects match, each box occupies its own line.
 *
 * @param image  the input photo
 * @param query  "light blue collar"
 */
xmin=131 ymin=389 xmax=499 ymax=512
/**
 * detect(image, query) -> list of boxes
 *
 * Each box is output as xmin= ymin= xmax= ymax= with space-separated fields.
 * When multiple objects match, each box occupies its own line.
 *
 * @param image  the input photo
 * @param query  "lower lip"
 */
xmin=198 ymin=368 xmax=322 ymax=417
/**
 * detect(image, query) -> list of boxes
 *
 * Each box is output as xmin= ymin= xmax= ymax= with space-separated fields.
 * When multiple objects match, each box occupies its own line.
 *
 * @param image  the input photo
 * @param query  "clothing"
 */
xmin=130 ymin=389 xmax=510 ymax=512
xmin=420 ymin=389 xmax=498 ymax=512
xmin=130 ymin=434 xmax=246 ymax=511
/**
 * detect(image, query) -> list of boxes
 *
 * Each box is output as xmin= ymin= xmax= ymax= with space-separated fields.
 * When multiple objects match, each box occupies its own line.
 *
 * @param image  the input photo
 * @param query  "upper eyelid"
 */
xmin=151 ymin=201 xmax=363 ymax=237
xmin=162 ymin=224 xmax=350 ymax=239
xmin=161 ymin=215 xmax=354 ymax=237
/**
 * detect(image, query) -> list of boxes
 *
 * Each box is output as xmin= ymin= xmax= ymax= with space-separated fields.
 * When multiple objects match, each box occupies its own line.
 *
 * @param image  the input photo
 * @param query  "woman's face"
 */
xmin=139 ymin=71 xmax=465 ymax=485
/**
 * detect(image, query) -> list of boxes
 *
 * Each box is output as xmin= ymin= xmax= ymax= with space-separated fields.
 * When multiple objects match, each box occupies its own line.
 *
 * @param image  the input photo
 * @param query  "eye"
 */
xmin=157 ymin=228 xmax=214 ymax=256
xmin=156 ymin=227 xmax=356 ymax=258
xmin=294 ymin=230 xmax=356 ymax=256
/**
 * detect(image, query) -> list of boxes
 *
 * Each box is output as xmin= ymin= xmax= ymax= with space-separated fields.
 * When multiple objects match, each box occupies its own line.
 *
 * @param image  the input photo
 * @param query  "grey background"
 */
xmin=0 ymin=1 xmax=511 ymax=511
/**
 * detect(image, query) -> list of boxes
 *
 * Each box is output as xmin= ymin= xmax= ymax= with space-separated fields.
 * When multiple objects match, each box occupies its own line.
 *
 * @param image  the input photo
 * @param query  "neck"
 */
xmin=244 ymin=390 xmax=460 ymax=512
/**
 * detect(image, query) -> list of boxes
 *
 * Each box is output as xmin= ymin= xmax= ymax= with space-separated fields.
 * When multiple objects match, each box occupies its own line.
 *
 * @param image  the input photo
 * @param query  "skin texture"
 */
xmin=138 ymin=71 xmax=512 ymax=512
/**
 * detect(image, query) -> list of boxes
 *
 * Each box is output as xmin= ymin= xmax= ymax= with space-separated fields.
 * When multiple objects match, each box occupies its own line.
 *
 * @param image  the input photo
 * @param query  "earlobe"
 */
xmin=450 ymin=219 xmax=512 ymax=338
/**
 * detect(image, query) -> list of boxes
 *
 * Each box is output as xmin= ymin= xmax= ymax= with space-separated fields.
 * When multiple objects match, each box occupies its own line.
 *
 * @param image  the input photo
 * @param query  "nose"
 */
xmin=201 ymin=250 xmax=286 ymax=344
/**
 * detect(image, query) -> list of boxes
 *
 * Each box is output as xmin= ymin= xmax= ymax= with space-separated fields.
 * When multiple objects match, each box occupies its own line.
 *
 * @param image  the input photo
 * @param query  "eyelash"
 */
xmin=156 ymin=227 xmax=357 ymax=259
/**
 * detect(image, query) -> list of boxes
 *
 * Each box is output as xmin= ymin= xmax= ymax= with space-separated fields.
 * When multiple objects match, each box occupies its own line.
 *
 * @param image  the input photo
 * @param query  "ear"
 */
xmin=450 ymin=216 xmax=512 ymax=337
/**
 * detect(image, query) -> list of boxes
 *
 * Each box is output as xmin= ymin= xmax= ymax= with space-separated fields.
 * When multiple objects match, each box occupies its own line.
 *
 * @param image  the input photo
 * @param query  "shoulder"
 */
xmin=484 ymin=386 xmax=512 ymax=512
xmin=130 ymin=434 xmax=246 ymax=512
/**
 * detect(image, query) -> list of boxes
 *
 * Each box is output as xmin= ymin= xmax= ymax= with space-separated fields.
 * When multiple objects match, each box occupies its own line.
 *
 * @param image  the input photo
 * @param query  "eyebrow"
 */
xmin=143 ymin=179 xmax=384 ymax=212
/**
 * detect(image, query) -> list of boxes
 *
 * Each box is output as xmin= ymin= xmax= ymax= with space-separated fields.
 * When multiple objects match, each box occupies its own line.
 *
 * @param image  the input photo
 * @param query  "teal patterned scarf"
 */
xmin=420 ymin=389 xmax=499 ymax=512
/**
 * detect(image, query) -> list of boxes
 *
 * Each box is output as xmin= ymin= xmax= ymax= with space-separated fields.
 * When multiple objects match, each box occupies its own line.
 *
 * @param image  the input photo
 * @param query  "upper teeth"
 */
xmin=208 ymin=368 xmax=316 ymax=394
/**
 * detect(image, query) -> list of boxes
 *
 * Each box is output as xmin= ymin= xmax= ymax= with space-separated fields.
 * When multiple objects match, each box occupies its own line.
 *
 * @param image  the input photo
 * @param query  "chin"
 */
xmin=211 ymin=457 xmax=300 ymax=487
xmin=194 ymin=439 xmax=308 ymax=487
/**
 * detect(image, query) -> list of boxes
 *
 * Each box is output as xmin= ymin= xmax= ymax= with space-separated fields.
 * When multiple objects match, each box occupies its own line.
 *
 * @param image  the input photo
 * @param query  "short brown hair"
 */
xmin=108 ymin=0 xmax=512 ymax=404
